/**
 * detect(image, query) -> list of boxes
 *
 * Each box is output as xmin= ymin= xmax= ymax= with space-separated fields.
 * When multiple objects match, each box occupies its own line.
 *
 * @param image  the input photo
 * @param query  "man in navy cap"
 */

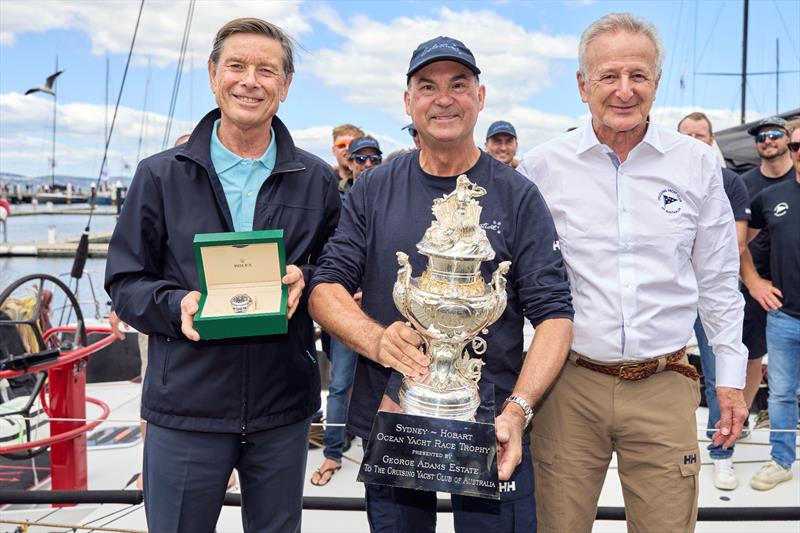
xmin=348 ymin=136 xmax=383 ymax=182
xmin=485 ymin=120 xmax=519 ymax=168
xmin=309 ymin=35 xmax=573 ymax=532
xmin=310 ymin=135 xmax=382 ymax=488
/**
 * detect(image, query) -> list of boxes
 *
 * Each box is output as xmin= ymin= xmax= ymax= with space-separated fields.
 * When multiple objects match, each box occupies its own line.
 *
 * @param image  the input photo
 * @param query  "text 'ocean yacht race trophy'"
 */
xmin=358 ymin=175 xmax=510 ymax=499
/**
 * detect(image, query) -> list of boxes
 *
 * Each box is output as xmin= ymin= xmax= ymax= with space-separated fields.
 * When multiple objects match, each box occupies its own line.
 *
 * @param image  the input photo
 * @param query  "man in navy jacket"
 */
xmin=105 ymin=18 xmax=340 ymax=533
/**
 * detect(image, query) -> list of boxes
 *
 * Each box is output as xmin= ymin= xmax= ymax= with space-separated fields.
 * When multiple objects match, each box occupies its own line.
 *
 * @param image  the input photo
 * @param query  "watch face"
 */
xmin=231 ymin=293 xmax=252 ymax=306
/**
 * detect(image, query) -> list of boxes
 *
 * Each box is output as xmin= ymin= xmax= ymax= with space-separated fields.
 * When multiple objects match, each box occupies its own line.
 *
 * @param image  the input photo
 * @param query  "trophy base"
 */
xmin=359 ymin=379 xmax=499 ymax=500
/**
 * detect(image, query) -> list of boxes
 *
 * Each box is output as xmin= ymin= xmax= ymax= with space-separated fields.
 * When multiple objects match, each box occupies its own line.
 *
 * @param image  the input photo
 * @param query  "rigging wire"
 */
xmin=135 ymin=57 xmax=151 ymax=165
xmin=771 ymin=0 xmax=800 ymax=64
xmin=161 ymin=0 xmax=196 ymax=151
xmin=67 ymin=0 xmax=145 ymax=289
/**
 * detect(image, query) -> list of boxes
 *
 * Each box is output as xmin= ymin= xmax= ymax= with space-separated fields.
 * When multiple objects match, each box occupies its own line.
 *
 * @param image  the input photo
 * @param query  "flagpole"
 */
xmin=51 ymin=56 xmax=58 ymax=188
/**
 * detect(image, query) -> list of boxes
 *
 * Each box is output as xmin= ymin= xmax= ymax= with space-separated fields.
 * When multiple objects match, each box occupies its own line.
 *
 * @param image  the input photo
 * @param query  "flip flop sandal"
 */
xmin=310 ymin=465 xmax=342 ymax=486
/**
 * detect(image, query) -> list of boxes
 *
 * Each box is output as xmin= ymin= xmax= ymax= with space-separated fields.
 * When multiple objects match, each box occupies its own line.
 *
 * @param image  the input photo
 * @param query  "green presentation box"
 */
xmin=193 ymin=230 xmax=287 ymax=339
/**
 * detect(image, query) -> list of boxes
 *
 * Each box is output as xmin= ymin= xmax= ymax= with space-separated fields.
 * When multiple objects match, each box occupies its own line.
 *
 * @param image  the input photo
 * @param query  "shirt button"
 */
xmin=247 ymin=191 xmax=253 ymax=197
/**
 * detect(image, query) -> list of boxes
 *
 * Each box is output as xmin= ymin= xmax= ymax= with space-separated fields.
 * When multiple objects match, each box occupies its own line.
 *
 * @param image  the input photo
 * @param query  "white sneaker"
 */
xmin=750 ymin=460 xmax=793 ymax=491
xmin=713 ymin=459 xmax=738 ymax=490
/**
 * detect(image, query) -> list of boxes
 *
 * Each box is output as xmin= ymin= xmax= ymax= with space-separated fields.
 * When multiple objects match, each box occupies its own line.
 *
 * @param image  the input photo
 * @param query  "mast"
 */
xmin=51 ymin=56 xmax=58 ymax=187
xmin=775 ymin=39 xmax=779 ymax=114
xmin=740 ymin=0 xmax=748 ymax=124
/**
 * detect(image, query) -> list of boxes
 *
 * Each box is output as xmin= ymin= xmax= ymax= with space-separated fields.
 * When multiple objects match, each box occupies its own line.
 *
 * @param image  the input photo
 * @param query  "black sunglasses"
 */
xmin=789 ymin=142 xmax=800 ymax=152
xmin=352 ymin=154 xmax=382 ymax=165
xmin=755 ymin=130 xmax=785 ymax=143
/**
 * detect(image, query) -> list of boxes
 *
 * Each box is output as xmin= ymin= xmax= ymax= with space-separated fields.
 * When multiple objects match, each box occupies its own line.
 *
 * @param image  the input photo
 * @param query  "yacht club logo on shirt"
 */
xmin=773 ymin=202 xmax=789 ymax=217
xmin=658 ymin=188 xmax=683 ymax=214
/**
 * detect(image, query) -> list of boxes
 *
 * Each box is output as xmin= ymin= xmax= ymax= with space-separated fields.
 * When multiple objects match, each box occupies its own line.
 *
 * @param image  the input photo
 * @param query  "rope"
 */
xmin=0 ymin=518 xmax=145 ymax=533
xmin=161 ymin=0 xmax=196 ymax=150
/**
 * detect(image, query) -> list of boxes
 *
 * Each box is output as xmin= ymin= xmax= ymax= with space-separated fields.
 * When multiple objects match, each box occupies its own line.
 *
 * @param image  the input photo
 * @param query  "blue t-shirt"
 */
xmin=209 ymin=120 xmax=277 ymax=232
xmin=310 ymin=150 xmax=574 ymax=439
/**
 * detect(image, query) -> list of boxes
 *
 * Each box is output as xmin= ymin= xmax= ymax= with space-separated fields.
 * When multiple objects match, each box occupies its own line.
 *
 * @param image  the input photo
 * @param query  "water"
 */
xmin=2 ymin=210 xmax=117 ymax=243
xmin=1 ymin=212 xmax=116 ymax=318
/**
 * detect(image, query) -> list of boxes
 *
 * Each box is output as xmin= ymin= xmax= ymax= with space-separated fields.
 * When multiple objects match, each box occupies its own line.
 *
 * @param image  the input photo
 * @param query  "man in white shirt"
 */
xmin=518 ymin=13 xmax=748 ymax=532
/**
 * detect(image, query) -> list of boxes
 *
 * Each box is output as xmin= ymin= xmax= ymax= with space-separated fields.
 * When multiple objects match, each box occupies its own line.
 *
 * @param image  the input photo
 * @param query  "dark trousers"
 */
xmin=363 ymin=439 xmax=536 ymax=533
xmin=144 ymin=417 xmax=312 ymax=533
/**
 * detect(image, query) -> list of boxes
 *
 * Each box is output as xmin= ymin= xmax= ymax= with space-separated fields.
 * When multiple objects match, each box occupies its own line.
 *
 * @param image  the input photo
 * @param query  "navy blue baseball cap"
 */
xmin=486 ymin=120 xmax=517 ymax=140
xmin=348 ymin=136 xmax=382 ymax=156
xmin=406 ymin=36 xmax=481 ymax=78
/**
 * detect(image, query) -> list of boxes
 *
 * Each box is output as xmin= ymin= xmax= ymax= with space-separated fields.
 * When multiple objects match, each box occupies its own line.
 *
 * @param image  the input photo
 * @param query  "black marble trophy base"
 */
xmin=358 ymin=377 xmax=499 ymax=500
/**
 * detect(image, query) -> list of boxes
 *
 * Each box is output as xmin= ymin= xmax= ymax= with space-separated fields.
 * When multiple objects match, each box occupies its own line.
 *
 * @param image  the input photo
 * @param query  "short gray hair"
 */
xmin=209 ymin=18 xmax=295 ymax=77
xmin=578 ymin=13 xmax=663 ymax=78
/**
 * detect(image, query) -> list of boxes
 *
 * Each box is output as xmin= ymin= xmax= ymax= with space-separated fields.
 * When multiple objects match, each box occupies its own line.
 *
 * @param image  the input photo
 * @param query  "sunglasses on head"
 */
xmin=789 ymin=142 xmax=800 ymax=152
xmin=352 ymin=154 xmax=382 ymax=165
xmin=755 ymin=130 xmax=785 ymax=143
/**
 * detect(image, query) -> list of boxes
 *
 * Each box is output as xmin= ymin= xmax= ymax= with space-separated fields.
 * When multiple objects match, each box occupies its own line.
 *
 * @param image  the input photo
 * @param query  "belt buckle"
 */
xmin=618 ymin=362 xmax=641 ymax=380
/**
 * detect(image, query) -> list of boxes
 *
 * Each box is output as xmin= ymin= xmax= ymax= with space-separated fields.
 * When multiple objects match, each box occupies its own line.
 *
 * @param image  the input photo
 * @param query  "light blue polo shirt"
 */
xmin=209 ymin=119 xmax=277 ymax=232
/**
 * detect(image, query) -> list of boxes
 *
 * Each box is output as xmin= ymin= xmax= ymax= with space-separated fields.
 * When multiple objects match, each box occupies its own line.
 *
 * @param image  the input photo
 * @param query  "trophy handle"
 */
xmin=393 ymin=252 xmax=413 ymax=320
xmin=488 ymin=261 xmax=511 ymax=324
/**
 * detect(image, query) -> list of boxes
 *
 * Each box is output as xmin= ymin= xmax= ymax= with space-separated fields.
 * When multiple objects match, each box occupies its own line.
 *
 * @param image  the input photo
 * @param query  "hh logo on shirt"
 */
xmin=774 ymin=202 xmax=789 ymax=217
xmin=658 ymin=188 xmax=683 ymax=214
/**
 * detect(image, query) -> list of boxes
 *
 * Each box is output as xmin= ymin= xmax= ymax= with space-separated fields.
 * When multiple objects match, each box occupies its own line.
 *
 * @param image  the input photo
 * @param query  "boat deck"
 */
xmin=2 ymin=381 xmax=798 ymax=532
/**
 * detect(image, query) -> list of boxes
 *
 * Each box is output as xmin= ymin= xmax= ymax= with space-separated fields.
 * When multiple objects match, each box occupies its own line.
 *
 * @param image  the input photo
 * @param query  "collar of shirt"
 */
xmin=210 ymin=119 xmax=277 ymax=174
xmin=575 ymin=117 xmax=666 ymax=158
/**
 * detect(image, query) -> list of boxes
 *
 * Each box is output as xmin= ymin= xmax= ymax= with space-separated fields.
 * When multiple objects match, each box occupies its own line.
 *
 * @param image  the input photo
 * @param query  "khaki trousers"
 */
xmin=531 ymin=352 xmax=701 ymax=533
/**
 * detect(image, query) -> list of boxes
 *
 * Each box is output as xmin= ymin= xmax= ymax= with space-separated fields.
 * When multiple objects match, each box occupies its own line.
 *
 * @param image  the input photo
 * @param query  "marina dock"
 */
xmin=0 ymin=233 xmax=111 ymax=257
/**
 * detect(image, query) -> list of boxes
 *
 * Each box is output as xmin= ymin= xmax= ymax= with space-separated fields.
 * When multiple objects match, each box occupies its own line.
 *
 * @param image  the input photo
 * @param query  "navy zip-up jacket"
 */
xmin=105 ymin=109 xmax=340 ymax=433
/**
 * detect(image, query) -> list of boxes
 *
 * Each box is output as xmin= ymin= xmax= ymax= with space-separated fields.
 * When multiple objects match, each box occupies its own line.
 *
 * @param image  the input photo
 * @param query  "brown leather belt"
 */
xmin=568 ymin=347 xmax=699 ymax=381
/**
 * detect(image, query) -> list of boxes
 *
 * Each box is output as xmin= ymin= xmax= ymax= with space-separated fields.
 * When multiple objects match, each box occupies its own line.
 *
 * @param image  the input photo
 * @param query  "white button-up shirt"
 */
xmin=518 ymin=121 xmax=747 ymax=388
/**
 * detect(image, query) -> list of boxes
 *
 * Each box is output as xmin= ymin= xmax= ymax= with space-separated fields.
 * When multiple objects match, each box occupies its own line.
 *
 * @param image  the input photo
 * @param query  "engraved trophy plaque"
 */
xmin=358 ymin=175 xmax=511 ymax=499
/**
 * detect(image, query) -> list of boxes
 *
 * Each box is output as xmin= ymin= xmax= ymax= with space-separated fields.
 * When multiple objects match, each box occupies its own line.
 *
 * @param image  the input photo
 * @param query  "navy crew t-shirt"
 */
xmin=740 ymin=166 xmax=795 ymax=278
xmin=749 ymin=178 xmax=800 ymax=319
xmin=310 ymin=150 xmax=574 ymax=439
xmin=722 ymin=168 xmax=750 ymax=222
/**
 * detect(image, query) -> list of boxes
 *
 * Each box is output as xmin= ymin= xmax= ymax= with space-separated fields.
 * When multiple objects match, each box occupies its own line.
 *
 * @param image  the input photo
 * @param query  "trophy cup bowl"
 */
xmin=392 ymin=175 xmax=511 ymax=421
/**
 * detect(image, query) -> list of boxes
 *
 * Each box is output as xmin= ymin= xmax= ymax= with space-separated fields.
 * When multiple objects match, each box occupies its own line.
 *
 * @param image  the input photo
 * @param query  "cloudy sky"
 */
xmin=1 ymin=0 xmax=798 ymax=178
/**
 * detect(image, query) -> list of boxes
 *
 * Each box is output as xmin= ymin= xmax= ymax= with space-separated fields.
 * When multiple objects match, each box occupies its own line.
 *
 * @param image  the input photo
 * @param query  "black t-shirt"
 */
xmin=749 ymin=178 xmax=800 ymax=319
xmin=740 ymin=166 xmax=796 ymax=277
xmin=310 ymin=150 xmax=574 ymax=439
xmin=722 ymin=168 xmax=750 ymax=221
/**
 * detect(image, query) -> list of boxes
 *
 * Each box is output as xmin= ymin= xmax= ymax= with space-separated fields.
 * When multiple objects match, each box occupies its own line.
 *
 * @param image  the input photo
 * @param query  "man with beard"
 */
xmin=737 ymin=117 xmax=795 ymax=432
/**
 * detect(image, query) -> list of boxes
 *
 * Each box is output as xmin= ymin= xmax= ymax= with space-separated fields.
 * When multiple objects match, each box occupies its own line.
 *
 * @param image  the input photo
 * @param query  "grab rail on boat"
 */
xmin=0 ymin=324 xmax=117 ymax=499
xmin=0 ymin=491 xmax=798 ymax=522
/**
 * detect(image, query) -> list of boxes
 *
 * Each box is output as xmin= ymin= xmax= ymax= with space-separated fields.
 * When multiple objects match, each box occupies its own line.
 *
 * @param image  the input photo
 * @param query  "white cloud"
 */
xmin=0 ymin=1 xmax=311 ymax=68
xmin=307 ymin=6 xmax=579 ymax=120
xmin=0 ymin=92 xmax=194 ymax=177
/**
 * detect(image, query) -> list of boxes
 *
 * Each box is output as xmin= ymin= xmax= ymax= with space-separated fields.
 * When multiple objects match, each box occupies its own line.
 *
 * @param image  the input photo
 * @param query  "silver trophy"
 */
xmin=393 ymin=175 xmax=511 ymax=421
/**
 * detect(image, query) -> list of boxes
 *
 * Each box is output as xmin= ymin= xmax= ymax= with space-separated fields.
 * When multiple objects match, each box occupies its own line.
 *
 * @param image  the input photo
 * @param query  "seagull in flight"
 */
xmin=25 ymin=70 xmax=64 ymax=96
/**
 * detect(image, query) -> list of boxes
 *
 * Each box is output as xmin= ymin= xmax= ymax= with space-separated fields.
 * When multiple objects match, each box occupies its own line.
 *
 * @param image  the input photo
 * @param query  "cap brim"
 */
xmin=487 ymin=129 xmax=516 ymax=139
xmin=748 ymin=122 xmax=787 ymax=135
xmin=407 ymin=53 xmax=481 ymax=77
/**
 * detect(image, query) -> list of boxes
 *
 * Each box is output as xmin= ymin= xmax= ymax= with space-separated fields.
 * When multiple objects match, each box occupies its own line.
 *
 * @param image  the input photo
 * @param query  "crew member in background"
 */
xmin=485 ymin=120 xmax=519 ymax=168
xmin=310 ymin=136 xmax=382 ymax=487
xmin=737 ymin=116 xmax=796 ymax=432
xmin=331 ymin=124 xmax=365 ymax=193
xmin=743 ymin=124 xmax=800 ymax=491
xmin=677 ymin=111 xmax=751 ymax=490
